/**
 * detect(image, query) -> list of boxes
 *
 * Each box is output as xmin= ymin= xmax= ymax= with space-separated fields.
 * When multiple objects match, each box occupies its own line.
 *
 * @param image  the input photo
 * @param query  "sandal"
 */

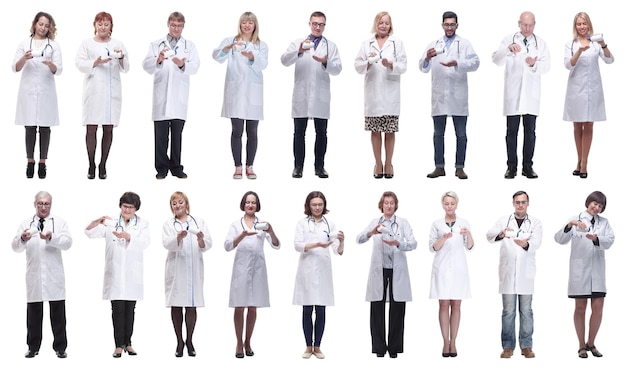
xmin=586 ymin=343 xmax=603 ymax=357
xmin=578 ymin=348 xmax=588 ymax=358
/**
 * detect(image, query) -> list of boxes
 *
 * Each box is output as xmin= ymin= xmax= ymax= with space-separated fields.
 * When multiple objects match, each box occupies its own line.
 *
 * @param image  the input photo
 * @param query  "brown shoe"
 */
xmin=455 ymin=168 xmax=468 ymax=179
xmin=426 ymin=167 xmax=446 ymax=178
xmin=521 ymin=348 xmax=535 ymax=358
xmin=500 ymin=348 xmax=514 ymax=358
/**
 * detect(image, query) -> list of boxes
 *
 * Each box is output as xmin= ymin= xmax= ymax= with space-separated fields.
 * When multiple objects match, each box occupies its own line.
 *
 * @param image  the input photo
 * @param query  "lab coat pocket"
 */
xmin=570 ymin=259 xmax=584 ymax=282
xmin=249 ymin=82 xmax=263 ymax=107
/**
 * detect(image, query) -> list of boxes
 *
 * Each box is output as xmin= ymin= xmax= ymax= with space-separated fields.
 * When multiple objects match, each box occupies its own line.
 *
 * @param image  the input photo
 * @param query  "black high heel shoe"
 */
xmin=88 ymin=164 xmax=96 ymax=179
xmin=98 ymin=163 xmax=107 ymax=179
xmin=124 ymin=346 xmax=137 ymax=356
xmin=175 ymin=342 xmax=184 ymax=358
xmin=26 ymin=162 xmax=35 ymax=178
xmin=112 ymin=347 xmax=123 ymax=358
xmin=586 ymin=343 xmax=602 ymax=357
xmin=186 ymin=340 xmax=196 ymax=357
xmin=38 ymin=163 xmax=47 ymax=179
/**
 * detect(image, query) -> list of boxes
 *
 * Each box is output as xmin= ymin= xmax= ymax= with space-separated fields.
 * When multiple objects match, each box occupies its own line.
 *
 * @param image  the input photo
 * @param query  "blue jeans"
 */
xmin=505 ymin=115 xmax=536 ymax=169
xmin=432 ymin=115 xmax=467 ymax=168
xmin=501 ymin=294 xmax=533 ymax=349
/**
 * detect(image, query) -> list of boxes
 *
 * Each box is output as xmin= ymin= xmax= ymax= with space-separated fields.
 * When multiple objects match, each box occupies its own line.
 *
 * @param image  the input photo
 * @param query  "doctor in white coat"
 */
xmin=142 ymin=11 xmax=200 ymax=179
xmin=281 ymin=11 xmax=342 ymax=179
xmin=85 ymin=191 xmax=150 ymax=358
xmin=486 ymin=190 xmax=542 ymax=359
xmin=354 ymin=11 xmax=407 ymax=179
xmin=554 ymin=191 xmax=614 ymax=358
xmin=12 ymin=191 xmax=72 ymax=359
xmin=492 ymin=11 xmax=550 ymax=179
xmin=428 ymin=191 xmax=474 ymax=357
xmin=356 ymin=191 xmax=416 ymax=358
xmin=12 ymin=12 xmax=63 ymax=179
xmin=420 ymin=11 xmax=479 ymax=180
xmin=213 ymin=12 xmax=268 ymax=180
xmin=224 ymin=191 xmax=280 ymax=358
xmin=562 ymin=12 xmax=614 ymax=178
xmin=293 ymin=191 xmax=344 ymax=359
xmin=75 ymin=11 xmax=129 ymax=180
xmin=162 ymin=191 xmax=211 ymax=357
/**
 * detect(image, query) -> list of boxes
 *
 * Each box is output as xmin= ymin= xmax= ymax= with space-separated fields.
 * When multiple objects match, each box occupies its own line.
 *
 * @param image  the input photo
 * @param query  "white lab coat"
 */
xmin=419 ymin=35 xmax=480 ymax=116
xmin=354 ymin=35 xmax=407 ymax=117
xmin=224 ymin=217 xmax=280 ymax=307
xmin=142 ymin=36 xmax=200 ymax=121
xmin=492 ymin=33 xmax=550 ymax=116
xmin=554 ymin=211 xmax=614 ymax=296
xmin=293 ymin=217 xmax=341 ymax=306
xmin=281 ymin=36 xmax=342 ymax=119
xmin=162 ymin=216 xmax=212 ymax=307
xmin=12 ymin=37 xmax=63 ymax=126
xmin=12 ymin=215 xmax=72 ymax=302
xmin=85 ymin=215 xmax=150 ymax=300
xmin=428 ymin=217 xmax=472 ymax=299
xmin=563 ymin=41 xmax=614 ymax=122
xmin=212 ymin=37 xmax=268 ymax=120
xmin=75 ymin=37 xmax=129 ymax=126
xmin=486 ymin=214 xmax=543 ymax=294
xmin=356 ymin=215 xmax=416 ymax=302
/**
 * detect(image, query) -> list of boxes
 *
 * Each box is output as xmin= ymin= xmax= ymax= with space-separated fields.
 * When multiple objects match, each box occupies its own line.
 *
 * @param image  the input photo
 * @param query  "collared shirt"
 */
xmin=167 ymin=34 xmax=180 ymax=49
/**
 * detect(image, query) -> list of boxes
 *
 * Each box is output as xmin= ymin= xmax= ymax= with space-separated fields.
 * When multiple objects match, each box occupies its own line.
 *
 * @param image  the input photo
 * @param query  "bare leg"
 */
xmin=574 ymin=298 xmax=587 ymax=354
xmin=384 ymin=132 xmax=396 ymax=174
xmin=244 ymin=307 xmax=257 ymax=353
xmin=371 ymin=132 xmax=383 ymax=174
xmin=438 ymin=300 xmax=451 ymax=354
xmin=580 ymin=122 xmax=594 ymax=173
xmin=234 ymin=307 xmax=245 ymax=354
xmin=587 ymin=298 xmax=604 ymax=349
xmin=449 ymin=300 xmax=461 ymax=353
xmin=573 ymin=122 xmax=583 ymax=171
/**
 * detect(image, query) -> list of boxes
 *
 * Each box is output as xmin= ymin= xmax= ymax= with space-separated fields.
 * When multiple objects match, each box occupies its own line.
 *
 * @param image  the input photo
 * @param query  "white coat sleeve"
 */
xmin=280 ymin=40 xmax=301 ymax=66
xmin=294 ymin=219 xmax=306 ymax=253
xmin=249 ymin=41 xmax=269 ymax=73
xmin=527 ymin=217 xmax=542 ymax=252
xmin=324 ymin=42 xmax=342 ymax=76
xmin=354 ymin=41 xmax=369 ymax=75
xmin=212 ymin=37 xmax=231 ymax=63
xmin=388 ymin=39 xmax=407 ymax=76
xmin=486 ymin=218 xmax=504 ymax=243
xmin=398 ymin=219 xmax=417 ymax=252
xmin=198 ymin=218 xmax=212 ymax=252
xmin=596 ymin=219 xmax=615 ymax=250
xmin=224 ymin=221 xmax=238 ymax=252
xmin=51 ymin=41 xmax=63 ymax=75
xmin=49 ymin=217 xmax=72 ymax=251
xmin=428 ymin=221 xmax=439 ymax=252
xmin=162 ymin=220 xmax=180 ymax=252
xmin=554 ymin=216 xmax=576 ymax=245
xmin=142 ymin=41 xmax=161 ymax=75
xmin=180 ymin=40 xmax=200 ymax=75
xmin=457 ymin=40 xmax=480 ymax=74
xmin=492 ymin=36 xmax=510 ymax=66
xmin=127 ymin=219 xmax=150 ymax=251
xmin=356 ymin=219 xmax=377 ymax=244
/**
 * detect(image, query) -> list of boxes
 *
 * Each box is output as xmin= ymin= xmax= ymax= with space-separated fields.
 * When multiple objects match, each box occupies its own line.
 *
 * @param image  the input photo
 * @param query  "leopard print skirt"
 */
xmin=364 ymin=115 xmax=399 ymax=132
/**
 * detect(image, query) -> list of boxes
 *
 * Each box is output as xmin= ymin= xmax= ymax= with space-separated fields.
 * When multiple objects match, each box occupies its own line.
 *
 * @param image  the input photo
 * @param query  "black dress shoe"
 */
xmin=26 ymin=162 xmax=35 ymax=178
xmin=427 ymin=167 xmax=445 ymax=178
xmin=25 ymin=350 xmax=39 ymax=358
xmin=522 ymin=167 xmax=538 ymax=178
xmin=292 ymin=166 xmax=303 ymax=178
xmin=156 ymin=172 xmax=167 ymax=179
xmin=38 ymin=163 xmax=47 ymax=179
xmin=455 ymin=168 xmax=468 ymax=179
xmin=172 ymin=171 xmax=188 ymax=179
xmin=376 ymin=353 xmax=385 ymax=357
xmin=389 ymin=352 xmax=398 ymax=358
xmin=56 ymin=350 xmax=67 ymax=358
xmin=504 ymin=167 xmax=516 ymax=179
xmin=315 ymin=167 xmax=329 ymax=178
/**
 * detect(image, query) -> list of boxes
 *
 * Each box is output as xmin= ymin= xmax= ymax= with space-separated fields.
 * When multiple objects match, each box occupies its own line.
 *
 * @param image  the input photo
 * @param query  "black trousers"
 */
xmin=370 ymin=268 xmax=405 ymax=355
xmin=111 ymin=300 xmax=136 ymax=348
xmin=154 ymin=119 xmax=185 ymax=175
xmin=26 ymin=300 xmax=67 ymax=352
xmin=293 ymin=117 xmax=327 ymax=168
xmin=506 ymin=114 xmax=536 ymax=169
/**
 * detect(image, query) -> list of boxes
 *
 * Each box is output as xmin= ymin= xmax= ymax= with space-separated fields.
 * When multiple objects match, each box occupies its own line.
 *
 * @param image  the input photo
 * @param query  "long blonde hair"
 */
xmin=572 ymin=12 xmax=594 ymax=40
xmin=236 ymin=11 xmax=260 ymax=43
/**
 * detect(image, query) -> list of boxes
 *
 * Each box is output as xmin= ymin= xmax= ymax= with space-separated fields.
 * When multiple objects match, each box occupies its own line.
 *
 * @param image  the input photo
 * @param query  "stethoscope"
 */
xmin=369 ymin=39 xmax=397 ymax=59
xmin=307 ymin=216 xmax=330 ymax=240
xmin=30 ymin=215 xmax=55 ymax=232
xmin=174 ymin=215 xmax=199 ymax=232
xmin=29 ymin=36 xmax=53 ymax=57
xmin=378 ymin=214 xmax=399 ymax=236
xmin=113 ymin=215 xmax=138 ymax=232
xmin=505 ymin=214 xmax=532 ymax=237
xmin=305 ymin=35 xmax=329 ymax=56
xmin=231 ymin=37 xmax=260 ymax=54
xmin=240 ymin=216 xmax=259 ymax=230
xmin=434 ymin=38 xmax=460 ymax=54
xmin=513 ymin=32 xmax=538 ymax=52
xmin=158 ymin=38 xmax=189 ymax=55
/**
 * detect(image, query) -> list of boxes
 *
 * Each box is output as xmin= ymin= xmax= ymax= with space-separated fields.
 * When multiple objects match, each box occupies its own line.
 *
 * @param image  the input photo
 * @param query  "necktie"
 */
xmin=523 ymin=37 xmax=528 ymax=52
xmin=309 ymin=35 xmax=322 ymax=50
xmin=39 ymin=218 xmax=45 ymax=231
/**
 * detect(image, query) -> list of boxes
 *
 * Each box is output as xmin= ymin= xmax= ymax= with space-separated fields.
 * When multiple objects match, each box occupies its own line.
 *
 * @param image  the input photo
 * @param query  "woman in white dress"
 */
xmin=356 ymin=191 xmax=417 ymax=358
xmin=162 ymin=191 xmax=212 ymax=357
xmin=554 ymin=191 xmax=614 ymax=358
xmin=429 ymin=191 xmax=474 ymax=357
xmin=225 ymin=191 xmax=279 ymax=358
xmin=75 ymin=11 xmax=129 ymax=179
xmin=293 ymin=191 xmax=344 ymax=359
xmin=213 ymin=12 xmax=268 ymax=179
xmin=563 ymin=12 xmax=614 ymax=178
xmin=85 ymin=192 xmax=150 ymax=358
xmin=12 ymin=12 xmax=63 ymax=179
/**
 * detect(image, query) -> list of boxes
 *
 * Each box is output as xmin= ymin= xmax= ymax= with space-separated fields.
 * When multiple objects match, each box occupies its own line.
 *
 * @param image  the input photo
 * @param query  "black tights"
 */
xmin=86 ymin=125 xmax=113 ymax=170
xmin=25 ymin=126 xmax=51 ymax=160
xmin=171 ymin=307 xmax=197 ymax=351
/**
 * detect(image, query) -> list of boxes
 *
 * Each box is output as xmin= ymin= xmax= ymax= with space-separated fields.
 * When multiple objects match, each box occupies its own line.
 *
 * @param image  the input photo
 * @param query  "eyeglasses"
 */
xmin=514 ymin=201 xmax=528 ymax=205
xmin=311 ymin=22 xmax=326 ymax=28
xmin=36 ymin=202 xmax=51 ymax=207
xmin=169 ymin=23 xmax=184 ymax=29
xmin=443 ymin=23 xmax=457 ymax=28
xmin=121 ymin=204 xmax=136 ymax=210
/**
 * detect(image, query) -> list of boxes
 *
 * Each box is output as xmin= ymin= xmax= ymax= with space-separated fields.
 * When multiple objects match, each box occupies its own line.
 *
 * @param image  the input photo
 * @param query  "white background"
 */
xmin=2 ymin=1 xmax=623 ymax=369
